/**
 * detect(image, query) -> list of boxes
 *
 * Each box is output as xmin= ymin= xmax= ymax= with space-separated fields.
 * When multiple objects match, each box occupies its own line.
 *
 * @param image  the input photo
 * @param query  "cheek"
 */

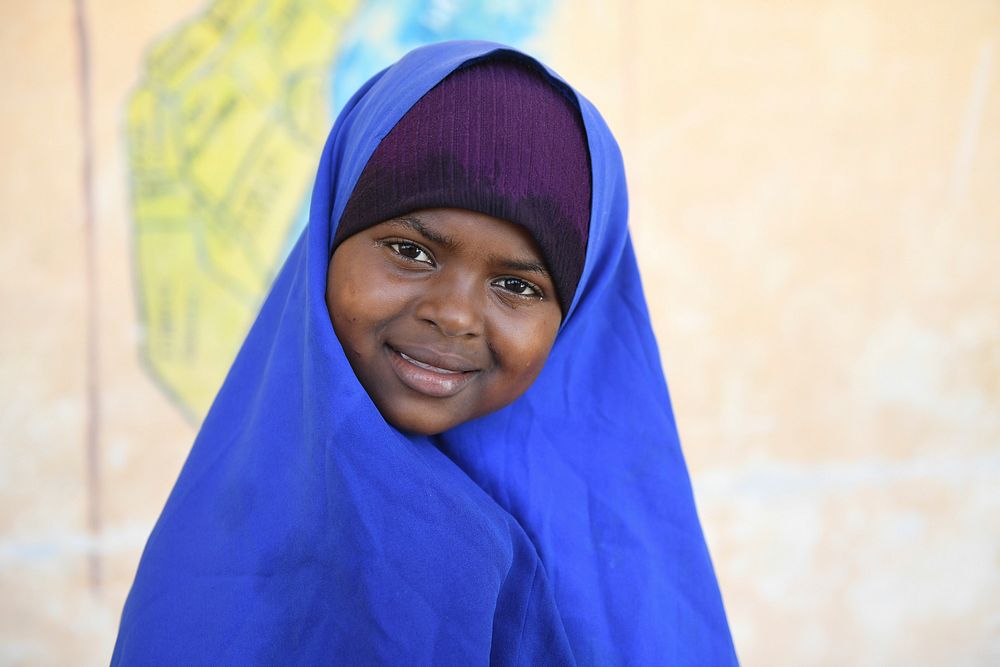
xmin=327 ymin=246 xmax=369 ymax=318
xmin=327 ymin=268 xmax=358 ymax=334
xmin=329 ymin=276 xmax=368 ymax=329
xmin=326 ymin=252 xmax=414 ymax=356
xmin=326 ymin=255 xmax=381 ymax=358
xmin=491 ymin=313 xmax=560 ymax=391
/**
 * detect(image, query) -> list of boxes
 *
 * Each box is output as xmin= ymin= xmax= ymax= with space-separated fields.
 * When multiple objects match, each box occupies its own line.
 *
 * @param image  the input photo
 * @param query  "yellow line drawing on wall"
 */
xmin=127 ymin=0 xmax=358 ymax=419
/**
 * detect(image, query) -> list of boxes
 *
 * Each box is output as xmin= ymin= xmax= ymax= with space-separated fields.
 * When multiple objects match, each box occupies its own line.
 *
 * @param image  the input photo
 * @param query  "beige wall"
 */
xmin=2 ymin=1 xmax=998 ymax=664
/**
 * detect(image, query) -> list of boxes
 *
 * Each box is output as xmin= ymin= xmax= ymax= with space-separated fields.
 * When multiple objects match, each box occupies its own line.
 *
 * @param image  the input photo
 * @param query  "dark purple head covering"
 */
xmin=333 ymin=54 xmax=592 ymax=313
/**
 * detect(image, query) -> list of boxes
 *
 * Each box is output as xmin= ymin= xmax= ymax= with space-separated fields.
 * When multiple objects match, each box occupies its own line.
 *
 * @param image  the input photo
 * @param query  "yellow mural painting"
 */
xmin=127 ymin=0 xmax=356 ymax=415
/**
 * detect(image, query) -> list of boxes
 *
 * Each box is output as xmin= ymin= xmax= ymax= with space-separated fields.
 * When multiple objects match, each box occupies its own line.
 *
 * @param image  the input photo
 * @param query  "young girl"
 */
xmin=112 ymin=41 xmax=738 ymax=665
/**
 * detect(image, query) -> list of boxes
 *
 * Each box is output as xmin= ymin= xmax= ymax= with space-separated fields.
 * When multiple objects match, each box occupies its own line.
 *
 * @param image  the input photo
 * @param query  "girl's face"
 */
xmin=326 ymin=208 xmax=563 ymax=435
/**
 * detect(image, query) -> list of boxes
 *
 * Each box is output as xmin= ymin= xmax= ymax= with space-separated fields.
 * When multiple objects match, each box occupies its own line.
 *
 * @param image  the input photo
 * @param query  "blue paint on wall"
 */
xmin=331 ymin=0 xmax=553 ymax=113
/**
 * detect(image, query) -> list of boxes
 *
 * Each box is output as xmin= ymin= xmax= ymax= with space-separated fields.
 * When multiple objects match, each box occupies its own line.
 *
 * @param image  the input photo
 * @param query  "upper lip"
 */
xmin=388 ymin=343 xmax=482 ymax=373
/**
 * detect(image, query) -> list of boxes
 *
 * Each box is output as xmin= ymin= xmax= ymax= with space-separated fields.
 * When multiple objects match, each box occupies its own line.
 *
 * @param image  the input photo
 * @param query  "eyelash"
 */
xmin=493 ymin=277 xmax=542 ymax=298
xmin=380 ymin=240 xmax=545 ymax=300
xmin=385 ymin=240 xmax=433 ymax=265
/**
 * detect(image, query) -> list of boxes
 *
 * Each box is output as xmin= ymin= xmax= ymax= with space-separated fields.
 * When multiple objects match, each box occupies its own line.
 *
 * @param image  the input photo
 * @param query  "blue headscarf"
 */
xmin=112 ymin=41 xmax=738 ymax=665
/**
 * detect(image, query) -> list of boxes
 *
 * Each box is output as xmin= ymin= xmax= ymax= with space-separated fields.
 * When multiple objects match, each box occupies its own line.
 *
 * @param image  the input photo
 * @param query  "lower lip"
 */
xmin=387 ymin=346 xmax=479 ymax=398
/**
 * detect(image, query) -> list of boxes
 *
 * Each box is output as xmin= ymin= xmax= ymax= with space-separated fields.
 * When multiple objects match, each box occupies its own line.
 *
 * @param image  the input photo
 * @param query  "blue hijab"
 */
xmin=112 ymin=41 xmax=738 ymax=665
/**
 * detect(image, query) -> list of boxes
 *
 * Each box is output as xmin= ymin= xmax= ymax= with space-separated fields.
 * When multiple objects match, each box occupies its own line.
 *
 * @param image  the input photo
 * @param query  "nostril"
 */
xmin=423 ymin=311 xmax=483 ymax=338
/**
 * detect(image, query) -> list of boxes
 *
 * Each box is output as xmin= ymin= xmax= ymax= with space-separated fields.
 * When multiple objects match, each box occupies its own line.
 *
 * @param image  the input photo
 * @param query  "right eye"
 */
xmin=386 ymin=241 xmax=434 ymax=266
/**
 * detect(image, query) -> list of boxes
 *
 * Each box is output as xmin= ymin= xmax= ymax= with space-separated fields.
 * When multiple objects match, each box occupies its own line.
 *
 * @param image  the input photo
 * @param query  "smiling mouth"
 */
xmin=386 ymin=345 xmax=480 ymax=398
xmin=398 ymin=351 xmax=462 ymax=374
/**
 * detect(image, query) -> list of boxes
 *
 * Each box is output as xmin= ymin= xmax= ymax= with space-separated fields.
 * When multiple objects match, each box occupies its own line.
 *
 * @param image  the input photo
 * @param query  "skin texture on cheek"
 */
xmin=325 ymin=208 xmax=561 ymax=435
xmin=328 ymin=264 xmax=398 ymax=382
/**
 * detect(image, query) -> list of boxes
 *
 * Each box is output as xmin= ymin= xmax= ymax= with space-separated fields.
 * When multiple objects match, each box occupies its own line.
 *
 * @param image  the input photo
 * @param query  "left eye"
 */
xmin=493 ymin=277 xmax=541 ymax=297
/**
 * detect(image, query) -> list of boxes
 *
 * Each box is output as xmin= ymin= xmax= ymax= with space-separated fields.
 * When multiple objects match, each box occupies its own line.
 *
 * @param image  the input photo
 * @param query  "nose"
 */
xmin=413 ymin=268 xmax=485 ymax=338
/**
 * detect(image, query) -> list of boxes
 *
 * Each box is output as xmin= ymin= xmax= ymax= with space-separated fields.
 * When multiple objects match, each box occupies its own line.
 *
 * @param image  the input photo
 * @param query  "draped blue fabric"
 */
xmin=112 ymin=41 xmax=738 ymax=666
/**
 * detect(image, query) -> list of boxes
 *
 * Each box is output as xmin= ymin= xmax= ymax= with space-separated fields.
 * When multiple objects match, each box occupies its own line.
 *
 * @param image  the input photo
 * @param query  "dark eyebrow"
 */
xmin=385 ymin=215 xmax=458 ymax=250
xmin=492 ymin=256 xmax=551 ymax=277
xmin=384 ymin=215 xmax=549 ymax=277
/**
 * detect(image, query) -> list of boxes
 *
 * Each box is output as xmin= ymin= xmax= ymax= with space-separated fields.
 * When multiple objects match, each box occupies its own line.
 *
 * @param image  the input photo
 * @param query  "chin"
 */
xmin=382 ymin=405 xmax=457 ymax=436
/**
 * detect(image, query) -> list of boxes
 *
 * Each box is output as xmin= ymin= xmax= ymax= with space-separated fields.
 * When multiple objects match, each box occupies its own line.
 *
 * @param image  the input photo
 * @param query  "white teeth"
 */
xmin=399 ymin=351 xmax=461 ymax=374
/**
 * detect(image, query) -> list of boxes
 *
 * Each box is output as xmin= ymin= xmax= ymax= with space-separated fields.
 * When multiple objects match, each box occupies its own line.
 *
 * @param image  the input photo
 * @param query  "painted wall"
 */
xmin=1 ymin=1 xmax=997 ymax=664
